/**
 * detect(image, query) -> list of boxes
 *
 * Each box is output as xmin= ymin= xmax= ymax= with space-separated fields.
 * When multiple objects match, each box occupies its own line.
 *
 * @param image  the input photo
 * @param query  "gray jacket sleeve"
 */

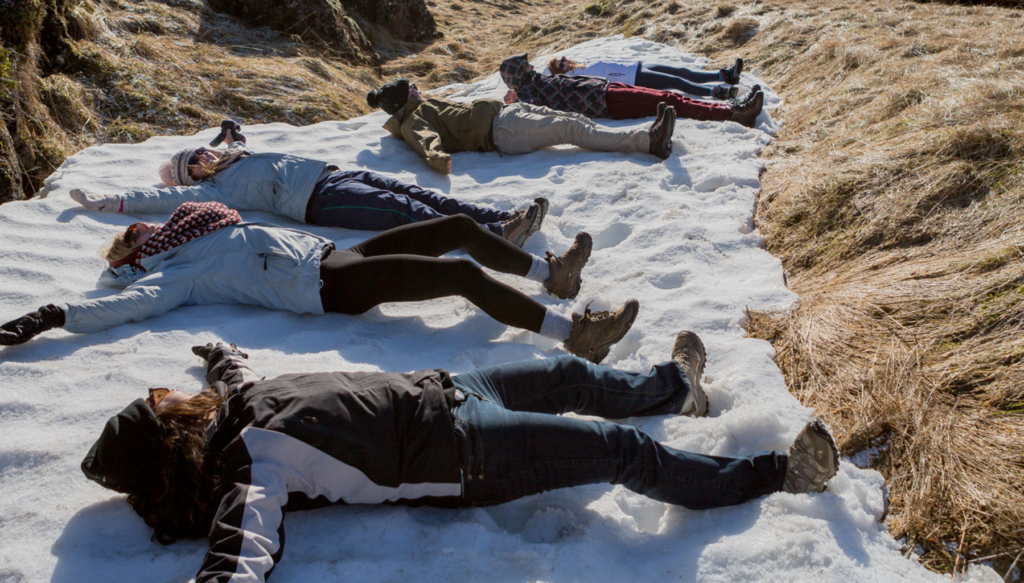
xmin=120 ymin=182 xmax=227 ymax=214
xmin=61 ymin=276 xmax=193 ymax=333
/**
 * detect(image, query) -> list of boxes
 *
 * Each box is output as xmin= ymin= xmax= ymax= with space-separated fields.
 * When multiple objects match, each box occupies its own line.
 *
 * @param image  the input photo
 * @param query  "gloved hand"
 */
xmin=209 ymin=119 xmax=246 ymax=147
xmin=191 ymin=342 xmax=249 ymax=361
xmin=70 ymin=189 xmax=121 ymax=212
xmin=0 ymin=304 xmax=66 ymax=346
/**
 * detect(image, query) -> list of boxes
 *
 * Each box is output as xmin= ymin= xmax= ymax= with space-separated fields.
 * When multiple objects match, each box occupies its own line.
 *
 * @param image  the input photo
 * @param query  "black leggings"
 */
xmin=320 ymin=215 xmax=548 ymax=332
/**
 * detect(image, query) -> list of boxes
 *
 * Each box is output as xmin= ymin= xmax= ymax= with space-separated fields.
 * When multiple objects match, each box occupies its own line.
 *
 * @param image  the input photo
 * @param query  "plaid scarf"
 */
xmin=135 ymin=202 xmax=241 ymax=266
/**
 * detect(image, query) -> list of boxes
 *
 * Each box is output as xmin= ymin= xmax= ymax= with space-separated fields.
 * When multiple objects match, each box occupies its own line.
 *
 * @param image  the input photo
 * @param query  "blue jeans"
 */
xmin=309 ymin=170 xmax=508 ymax=234
xmin=635 ymin=63 xmax=724 ymax=97
xmin=451 ymin=356 xmax=787 ymax=509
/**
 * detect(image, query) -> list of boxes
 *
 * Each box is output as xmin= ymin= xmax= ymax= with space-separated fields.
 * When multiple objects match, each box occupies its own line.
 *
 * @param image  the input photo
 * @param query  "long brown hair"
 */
xmin=548 ymin=56 xmax=585 ymax=75
xmin=126 ymin=390 xmax=225 ymax=544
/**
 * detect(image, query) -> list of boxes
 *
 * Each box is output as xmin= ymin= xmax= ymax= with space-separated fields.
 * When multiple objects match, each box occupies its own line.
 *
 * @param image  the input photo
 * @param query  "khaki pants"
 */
xmin=491 ymin=103 xmax=650 ymax=156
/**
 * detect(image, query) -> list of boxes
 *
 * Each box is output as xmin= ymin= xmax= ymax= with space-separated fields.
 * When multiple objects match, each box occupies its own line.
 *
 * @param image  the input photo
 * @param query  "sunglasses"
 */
xmin=146 ymin=388 xmax=170 ymax=409
xmin=125 ymin=222 xmax=144 ymax=246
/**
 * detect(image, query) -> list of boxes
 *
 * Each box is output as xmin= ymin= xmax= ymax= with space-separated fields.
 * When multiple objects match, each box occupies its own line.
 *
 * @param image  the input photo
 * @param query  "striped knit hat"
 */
xmin=168 ymin=147 xmax=201 ymax=187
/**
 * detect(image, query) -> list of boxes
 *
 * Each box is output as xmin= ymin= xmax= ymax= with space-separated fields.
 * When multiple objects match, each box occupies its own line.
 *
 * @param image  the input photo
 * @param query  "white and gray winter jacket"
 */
xmin=196 ymin=346 xmax=462 ymax=583
xmin=121 ymin=152 xmax=329 ymax=223
xmin=61 ymin=223 xmax=330 ymax=333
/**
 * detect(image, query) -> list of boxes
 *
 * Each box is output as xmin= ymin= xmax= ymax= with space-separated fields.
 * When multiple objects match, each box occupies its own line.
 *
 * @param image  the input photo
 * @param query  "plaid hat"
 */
xmin=366 ymin=79 xmax=411 ymax=115
xmin=168 ymin=147 xmax=201 ymax=187
xmin=81 ymin=399 xmax=165 ymax=494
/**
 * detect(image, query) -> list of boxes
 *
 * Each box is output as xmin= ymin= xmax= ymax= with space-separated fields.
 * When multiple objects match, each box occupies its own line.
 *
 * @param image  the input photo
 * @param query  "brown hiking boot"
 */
xmin=563 ymin=299 xmax=640 ymax=364
xmin=783 ymin=418 xmax=840 ymax=494
xmin=648 ymin=103 xmax=676 ymax=160
xmin=671 ymin=331 xmax=708 ymax=417
xmin=730 ymin=89 xmax=763 ymax=128
xmin=543 ymin=232 xmax=592 ymax=300
xmin=502 ymin=200 xmax=544 ymax=247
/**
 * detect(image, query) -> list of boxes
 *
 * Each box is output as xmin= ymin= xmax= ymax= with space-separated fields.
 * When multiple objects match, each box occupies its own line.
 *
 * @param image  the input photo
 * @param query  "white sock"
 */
xmin=539 ymin=309 xmax=573 ymax=341
xmin=524 ymin=254 xmax=551 ymax=283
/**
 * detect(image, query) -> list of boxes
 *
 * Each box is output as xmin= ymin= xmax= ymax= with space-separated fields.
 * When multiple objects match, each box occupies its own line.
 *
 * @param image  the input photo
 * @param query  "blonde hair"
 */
xmin=548 ymin=56 xmax=585 ymax=75
xmin=101 ymin=229 xmax=140 ymax=263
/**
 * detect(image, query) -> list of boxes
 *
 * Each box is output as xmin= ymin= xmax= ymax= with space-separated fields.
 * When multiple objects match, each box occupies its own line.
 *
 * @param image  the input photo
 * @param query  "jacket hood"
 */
xmin=500 ymin=54 xmax=533 ymax=88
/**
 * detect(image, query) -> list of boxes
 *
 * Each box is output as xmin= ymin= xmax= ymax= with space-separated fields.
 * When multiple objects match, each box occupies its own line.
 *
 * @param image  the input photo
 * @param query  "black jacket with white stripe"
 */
xmin=196 ymin=346 xmax=462 ymax=583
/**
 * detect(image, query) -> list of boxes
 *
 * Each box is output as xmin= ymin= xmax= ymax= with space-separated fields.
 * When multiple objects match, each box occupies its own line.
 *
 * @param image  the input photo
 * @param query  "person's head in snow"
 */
xmin=2 ymin=201 xmax=639 ymax=364
xmin=498 ymin=53 xmax=765 ymax=128
xmin=69 ymin=131 xmax=548 ymax=249
xmin=545 ymin=55 xmax=746 ymax=101
xmin=80 ymin=338 xmax=840 ymax=579
xmin=364 ymin=74 xmax=679 ymax=173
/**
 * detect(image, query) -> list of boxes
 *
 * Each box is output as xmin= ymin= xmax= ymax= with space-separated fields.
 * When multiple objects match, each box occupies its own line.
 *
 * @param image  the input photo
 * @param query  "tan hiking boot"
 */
xmin=502 ymin=202 xmax=541 ymax=247
xmin=563 ymin=299 xmax=640 ymax=364
xmin=783 ymin=418 xmax=840 ymax=494
xmin=543 ymin=232 xmax=592 ymax=300
xmin=671 ymin=330 xmax=708 ymax=417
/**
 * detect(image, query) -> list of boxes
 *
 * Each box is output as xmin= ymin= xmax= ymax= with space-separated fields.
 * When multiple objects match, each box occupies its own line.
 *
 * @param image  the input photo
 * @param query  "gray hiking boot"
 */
xmin=648 ymin=103 xmax=676 ymax=160
xmin=543 ymin=232 xmax=593 ymax=300
xmin=563 ymin=299 xmax=640 ymax=364
xmin=784 ymin=418 xmax=840 ymax=494
xmin=671 ymin=330 xmax=708 ymax=417
xmin=711 ymin=84 xmax=740 ymax=100
xmin=526 ymin=197 xmax=549 ymax=241
xmin=730 ymin=88 xmax=764 ymax=128
xmin=502 ymin=200 xmax=544 ymax=247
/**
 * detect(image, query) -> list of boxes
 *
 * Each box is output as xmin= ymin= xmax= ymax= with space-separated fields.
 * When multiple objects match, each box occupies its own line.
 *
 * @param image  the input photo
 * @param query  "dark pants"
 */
xmin=451 ymin=356 xmax=787 ymax=509
xmin=605 ymin=82 xmax=732 ymax=121
xmin=308 ymin=170 xmax=508 ymax=235
xmin=635 ymin=63 xmax=724 ymax=97
xmin=319 ymin=215 xmax=547 ymax=331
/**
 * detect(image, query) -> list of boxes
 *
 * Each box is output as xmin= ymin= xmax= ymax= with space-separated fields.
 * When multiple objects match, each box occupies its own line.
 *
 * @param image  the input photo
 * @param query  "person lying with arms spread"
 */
xmin=69 ymin=120 xmax=547 ymax=247
xmin=366 ymin=78 xmax=677 ymax=174
xmin=0 ymin=201 xmax=638 ymax=363
xmin=546 ymin=55 xmax=746 ymax=100
xmin=80 ymin=336 xmax=840 ymax=583
xmin=500 ymin=53 xmax=764 ymax=128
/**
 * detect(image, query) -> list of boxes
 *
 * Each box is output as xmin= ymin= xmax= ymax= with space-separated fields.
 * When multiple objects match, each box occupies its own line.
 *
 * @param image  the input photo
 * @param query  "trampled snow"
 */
xmin=0 ymin=36 xmax=999 ymax=583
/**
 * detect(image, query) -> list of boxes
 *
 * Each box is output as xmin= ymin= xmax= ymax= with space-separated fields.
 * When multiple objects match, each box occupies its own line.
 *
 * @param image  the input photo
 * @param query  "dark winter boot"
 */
xmin=711 ymin=84 xmax=740 ymax=100
xmin=527 ymin=197 xmax=549 ymax=241
xmin=648 ymin=103 xmax=676 ymax=160
xmin=543 ymin=232 xmax=593 ymax=299
xmin=730 ymin=89 xmax=764 ymax=128
xmin=564 ymin=299 xmax=640 ymax=364
xmin=671 ymin=330 xmax=708 ymax=417
xmin=720 ymin=58 xmax=743 ymax=85
xmin=783 ymin=418 xmax=840 ymax=494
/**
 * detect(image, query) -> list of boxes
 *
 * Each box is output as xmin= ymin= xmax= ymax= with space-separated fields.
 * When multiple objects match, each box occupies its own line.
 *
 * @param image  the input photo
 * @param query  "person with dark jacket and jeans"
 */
xmin=69 ymin=132 xmax=546 ymax=247
xmin=366 ymin=78 xmax=677 ymax=174
xmin=80 ymin=338 xmax=840 ymax=583
xmin=500 ymin=53 xmax=765 ymax=128
xmin=0 ymin=202 xmax=639 ymax=363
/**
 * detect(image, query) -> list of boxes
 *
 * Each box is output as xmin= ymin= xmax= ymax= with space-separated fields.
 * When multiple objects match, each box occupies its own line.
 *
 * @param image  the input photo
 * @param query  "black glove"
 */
xmin=0 ymin=304 xmax=65 ymax=346
xmin=191 ymin=342 xmax=248 ymax=361
xmin=209 ymin=119 xmax=246 ymax=147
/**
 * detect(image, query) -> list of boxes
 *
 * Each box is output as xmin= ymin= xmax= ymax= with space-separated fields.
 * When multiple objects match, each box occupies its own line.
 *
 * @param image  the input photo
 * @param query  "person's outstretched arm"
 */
xmin=70 ymin=182 xmax=227 ymax=215
xmin=402 ymin=115 xmax=453 ymax=174
xmin=192 ymin=342 xmax=260 ymax=393
xmin=62 ymin=276 xmax=194 ymax=334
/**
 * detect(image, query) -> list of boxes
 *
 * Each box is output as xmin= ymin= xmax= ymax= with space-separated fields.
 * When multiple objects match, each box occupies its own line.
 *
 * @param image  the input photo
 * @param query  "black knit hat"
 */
xmin=366 ymin=79 xmax=411 ymax=115
xmin=81 ymin=399 xmax=164 ymax=494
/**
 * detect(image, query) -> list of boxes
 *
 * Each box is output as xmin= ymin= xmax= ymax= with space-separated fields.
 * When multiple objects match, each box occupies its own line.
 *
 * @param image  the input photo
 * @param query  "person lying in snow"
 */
xmin=545 ymin=56 xmax=745 ymax=100
xmin=80 ymin=338 xmax=840 ymax=583
xmin=500 ymin=53 xmax=765 ymax=128
xmin=69 ymin=123 xmax=546 ymax=247
xmin=365 ymin=78 xmax=677 ymax=173
xmin=0 ymin=201 xmax=637 ymax=363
